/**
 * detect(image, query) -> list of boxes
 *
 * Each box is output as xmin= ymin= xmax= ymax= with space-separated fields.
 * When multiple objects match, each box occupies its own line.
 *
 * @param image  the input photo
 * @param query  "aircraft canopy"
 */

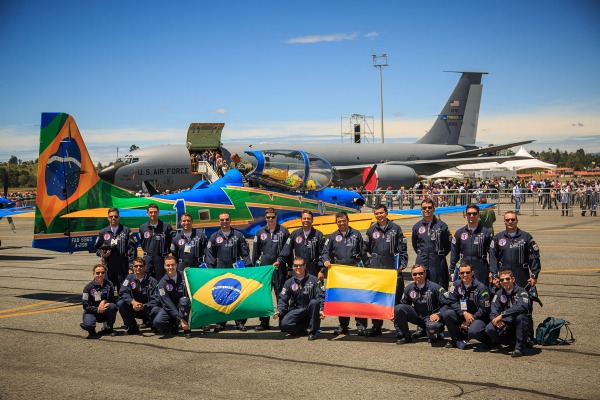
xmin=244 ymin=150 xmax=333 ymax=191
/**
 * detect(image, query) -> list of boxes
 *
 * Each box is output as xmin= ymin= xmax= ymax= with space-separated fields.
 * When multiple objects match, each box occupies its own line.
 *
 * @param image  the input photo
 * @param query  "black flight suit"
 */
xmin=252 ymin=224 xmax=290 ymax=327
xmin=394 ymin=280 xmax=449 ymax=341
xmin=278 ymin=274 xmax=325 ymax=336
xmin=278 ymin=227 xmax=325 ymax=279
xmin=80 ymin=279 xmax=118 ymax=335
xmin=170 ymin=229 xmax=208 ymax=271
xmin=365 ymin=220 xmax=409 ymax=331
xmin=489 ymin=229 xmax=541 ymax=288
xmin=484 ymin=284 xmax=530 ymax=352
xmin=442 ymin=278 xmax=491 ymax=346
xmin=449 ymin=225 xmax=493 ymax=285
xmin=138 ymin=220 xmax=174 ymax=280
xmin=153 ymin=271 xmax=190 ymax=334
xmin=321 ymin=227 xmax=368 ymax=331
xmin=117 ymin=273 xmax=161 ymax=332
xmin=412 ymin=217 xmax=452 ymax=289
xmin=94 ymin=224 xmax=137 ymax=292
xmin=205 ymin=228 xmax=251 ymax=328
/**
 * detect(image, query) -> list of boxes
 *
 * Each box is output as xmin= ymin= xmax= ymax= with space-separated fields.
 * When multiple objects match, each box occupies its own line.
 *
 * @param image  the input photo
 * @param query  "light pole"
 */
xmin=372 ymin=54 xmax=388 ymax=143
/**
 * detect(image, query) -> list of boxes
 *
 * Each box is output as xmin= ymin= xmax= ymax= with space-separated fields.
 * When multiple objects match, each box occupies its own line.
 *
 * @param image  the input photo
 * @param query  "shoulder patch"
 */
xmin=122 ymin=279 xmax=129 ymax=287
xmin=82 ymin=293 xmax=89 ymax=301
xmin=159 ymin=288 xmax=166 ymax=296
xmin=484 ymin=300 xmax=490 ymax=308
xmin=280 ymin=288 xmax=287 ymax=296
xmin=492 ymin=294 xmax=498 ymax=303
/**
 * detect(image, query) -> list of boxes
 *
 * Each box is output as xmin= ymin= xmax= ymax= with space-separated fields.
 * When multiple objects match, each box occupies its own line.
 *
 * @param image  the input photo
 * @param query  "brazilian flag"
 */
xmin=185 ymin=266 xmax=275 ymax=329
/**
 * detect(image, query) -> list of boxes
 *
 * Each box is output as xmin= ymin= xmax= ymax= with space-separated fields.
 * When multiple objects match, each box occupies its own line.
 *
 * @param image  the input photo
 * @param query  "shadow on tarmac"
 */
xmin=0 ymin=254 xmax=55 ymax=261
xmin=16 ymin=292 xmax=81 ymax=303
xmin=0 ymin=326 xmax=589 ymax=400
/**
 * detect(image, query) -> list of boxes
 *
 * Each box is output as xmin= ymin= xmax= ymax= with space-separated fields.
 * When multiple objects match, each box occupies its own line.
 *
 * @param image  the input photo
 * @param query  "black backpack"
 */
xmin=535 ymin=317 xmax=575 ymax=346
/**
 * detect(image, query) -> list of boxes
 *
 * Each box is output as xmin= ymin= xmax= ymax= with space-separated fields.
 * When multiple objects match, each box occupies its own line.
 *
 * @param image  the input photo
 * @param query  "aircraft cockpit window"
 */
xmin=131 ymin=158 xmax=139 ymax=164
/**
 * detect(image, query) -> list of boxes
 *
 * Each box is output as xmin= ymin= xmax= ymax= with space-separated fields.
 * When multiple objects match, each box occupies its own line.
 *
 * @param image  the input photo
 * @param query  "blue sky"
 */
xmin=1 ymin=0 xmax=599 ymax=163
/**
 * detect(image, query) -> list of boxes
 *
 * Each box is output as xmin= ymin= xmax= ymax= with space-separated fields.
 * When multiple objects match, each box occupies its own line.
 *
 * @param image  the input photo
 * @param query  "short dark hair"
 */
xmin=301 ymin=210 xmax=314 ymax=218
xmin=374 ymin=204 xmax=388 ymax=213
xmin=335 ymin=211 xmax=349 ymax=220
xmin=133 ymin=257 xmax=146 ymax=266
xmin=180 ymin=212 xmax=193 ymax=221
xmin=411 ymin=264 xmax=426 ymax=272
xmin=93 ymin=264 xmax=106 ymax=273
xmin=458 ymin=262 xmax=472 ymax=272
xmin=498 ymin=268 xmax=514 ymax=278
xmin=107 ymin=207 xmax=119 ymax=216
xmin=147 ymin=203 xmax=159 ymax=212
xmin=466 ymin=204 xmax=480 ymax=213
xmin=265 ymin=208 xmax=277 ymax=216
xmin=164 ymin=255 xmax=177 ymax=263
xmin=421 ymin=199 xmax=435 ymax=208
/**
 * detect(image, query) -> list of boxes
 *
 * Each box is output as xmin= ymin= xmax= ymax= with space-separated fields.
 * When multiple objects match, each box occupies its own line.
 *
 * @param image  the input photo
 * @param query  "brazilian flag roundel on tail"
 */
xmin=185 ymin=266 xmax=275 ymax=329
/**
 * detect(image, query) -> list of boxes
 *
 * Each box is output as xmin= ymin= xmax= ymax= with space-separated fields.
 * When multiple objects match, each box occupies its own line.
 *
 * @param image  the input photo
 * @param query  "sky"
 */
xmin=1 ymin=0 xmax=599 ymax=164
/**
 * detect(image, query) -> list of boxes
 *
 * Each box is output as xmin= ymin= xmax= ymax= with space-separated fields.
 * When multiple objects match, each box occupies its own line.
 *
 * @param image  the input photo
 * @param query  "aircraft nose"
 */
xmin=98 ymin=162 xmax=124 ymax=184
xmin=353 ymin=197 xmax=365 ymax=207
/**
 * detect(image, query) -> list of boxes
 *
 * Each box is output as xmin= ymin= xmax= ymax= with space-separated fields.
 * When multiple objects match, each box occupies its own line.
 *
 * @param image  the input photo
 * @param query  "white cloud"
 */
xmin=365 ymin=32 xmax=379 ymax=39
xmin=211 ymin=108 xmax=226 ymax=114
xmin=286 ymin=32 xmax=358 ymax=44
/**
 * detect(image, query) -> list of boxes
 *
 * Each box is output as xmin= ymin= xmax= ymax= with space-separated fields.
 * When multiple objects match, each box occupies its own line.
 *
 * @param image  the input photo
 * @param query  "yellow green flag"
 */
xmin=185 ymin=266 xmax=275 ymax=329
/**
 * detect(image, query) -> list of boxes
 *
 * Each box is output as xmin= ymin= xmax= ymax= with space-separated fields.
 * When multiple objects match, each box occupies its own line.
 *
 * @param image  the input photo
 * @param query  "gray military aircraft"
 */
xmin=99 ymin=71 xmax=533 ymax=192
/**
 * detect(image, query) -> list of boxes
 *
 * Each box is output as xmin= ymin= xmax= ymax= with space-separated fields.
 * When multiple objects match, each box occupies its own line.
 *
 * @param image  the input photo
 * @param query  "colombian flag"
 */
xmin=185 ymin=266 xmax=275 ymax=329
xmin=324 ymin=265 xmax=397 ymax=320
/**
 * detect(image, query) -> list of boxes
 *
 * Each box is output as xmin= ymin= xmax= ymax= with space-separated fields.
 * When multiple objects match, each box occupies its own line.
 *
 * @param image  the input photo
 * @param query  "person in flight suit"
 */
xmin=364 ymin=204 xmax=409 ymax=337
xmin=412 ymin=199 xmax=452 ymax=290
xmin=153 ymin=256 xmax=192 ymax=338
xmin=278 ymin=210 xmax=325 ymax=280
xmin=252 ymin=208 xmax=290 ymax=331
xmin=80 ymin=264 xmax=118 ymax=339
xmin=170 ymin=213 xmax=208 ymax=271
xmin=449 ymin=204 xmax=494 ymax=286
xmin=205 ymin=211 xmax=252 ymax=332
xmin=484 ymin=268 xmax=531 ymax=357
xmin=394 ymin=264 xmax=449 ymax=345
xmin=441 ymin=262 xmax=492 ymax=349
xmin=322 ymin=211 xmax=368 ymax=336
xmin=274 ymin=257 xmax=325 ymax=341
xmin=138 ymin=203 xmax=174 ymax=280
xmin=117 ymin=258 xmax=161 ymax=335
xmin=94 ymin=208 xmax=137 ymax=293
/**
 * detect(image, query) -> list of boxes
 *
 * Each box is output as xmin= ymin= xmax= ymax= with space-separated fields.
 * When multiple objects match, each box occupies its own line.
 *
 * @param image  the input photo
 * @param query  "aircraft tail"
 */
xmin=34 ymin=113 xmax=135 ymax=251
xmin=416 ymin=72 xmax=487 ymax=146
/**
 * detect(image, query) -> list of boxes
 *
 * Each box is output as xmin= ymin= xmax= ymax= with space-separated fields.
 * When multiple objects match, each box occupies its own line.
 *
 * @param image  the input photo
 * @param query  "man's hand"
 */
xmin=319 ymin=311 xmax=325 ymax=320
xmin=317 ymin=271 xmax=325 ymax=281
xmin=528 ymin=277 xmax=538 ymax=287
xmin=273 ymin=311 xmax=280 ymax=320
xmin=181 ymin=320 xmax=189 ymax=330
xmin=101 ymin=249 xmax=111 ymax=258
xmin=492 ymin=315 xmax=504 ymax=328
xmin=132 ymin=301 xmax=143 ymax=311
xmin=323 ymin=261 xmax=331 ymax=268
xmin=430 ymin=313 xmax=440 ymax=322
xmin=273 ymin=261 xmax=280 ymax=270
xmin=98 ymin=300 xmax=109 ymax=313
xmin=463 ymin=312 xmax=474 ymax=325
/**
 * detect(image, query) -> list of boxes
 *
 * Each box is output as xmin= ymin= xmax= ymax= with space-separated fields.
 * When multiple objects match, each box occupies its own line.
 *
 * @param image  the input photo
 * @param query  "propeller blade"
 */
xmin=7 ymin=217 xmax=16 ymax=233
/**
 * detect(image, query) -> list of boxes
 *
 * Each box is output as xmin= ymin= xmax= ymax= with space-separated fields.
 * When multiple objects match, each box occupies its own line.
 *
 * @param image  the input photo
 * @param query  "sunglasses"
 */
xmin=412 ymin=271 xmax=425 ymax=277
xmin=219 ymin=218 xmax=230 ymax=221
xmin=265 ymin=216 xmax=276 ymax=220
xmin=421 ymin=206 xmax=433 ymax=210
xmin=499 ymin=277 xmax=512 ymax=282
xmin=133 ymin=264 xmax=145 ymax=268
xmin=293 ymin=264 xmax=305 ymax=267
xmin=459 ymin=271 xmax=472 ymax=275
xmin=466 ymin=212 xmax=478 ymax=216
xmin=95 ymin=271 xmax=106 ymax=275
xmin=504 ymin=218 xmax=517 ymax=222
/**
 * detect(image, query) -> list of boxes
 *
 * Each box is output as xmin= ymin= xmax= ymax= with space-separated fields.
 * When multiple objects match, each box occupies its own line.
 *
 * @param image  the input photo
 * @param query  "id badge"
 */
xmin=94 ymin=292 xmax=102 ymax=302
xmin=184 ymin=244 xmax=191 ymax=254
xmin=460 ymin=299 xmax=467 ymax=311
xmin=110 ymin=238 xmax=118 ymax=246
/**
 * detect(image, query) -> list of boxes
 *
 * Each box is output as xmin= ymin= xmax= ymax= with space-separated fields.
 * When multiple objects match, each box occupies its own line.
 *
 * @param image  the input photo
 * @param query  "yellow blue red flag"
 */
xmin=185 ymin=266 xmax=275 ymax=329
xmin=324 ymin=265 xmax=397 ymax=319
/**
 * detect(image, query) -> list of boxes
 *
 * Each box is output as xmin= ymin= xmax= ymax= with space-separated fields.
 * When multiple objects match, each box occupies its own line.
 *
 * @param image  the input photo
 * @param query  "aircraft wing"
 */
xmin=0 ymin=206 xmax=35 ymax=218
xmin=282 ymin=204 xmax=494 ymax=235
xmin=60 ymin=208 xmax=177 ymax=219
xmin=401 ymin=154 xmax=533 ymax=169
xmin=445 ymin=140 xmax=535 ymax=157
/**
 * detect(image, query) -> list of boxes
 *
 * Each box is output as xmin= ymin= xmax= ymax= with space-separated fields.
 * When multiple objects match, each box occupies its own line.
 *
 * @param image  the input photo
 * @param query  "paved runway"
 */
xmin=1 ymin=212 xmax=599 ymax=399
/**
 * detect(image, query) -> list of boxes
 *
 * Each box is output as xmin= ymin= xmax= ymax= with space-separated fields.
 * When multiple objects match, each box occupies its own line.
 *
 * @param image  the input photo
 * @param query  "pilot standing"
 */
xmin=449 ymin=204 xmax=493 ymax=286
xmin=278 ymin=210 xmax=325 ymax=280
xmin=411 ymin=199 xmax=452 ymax=289
xmin=94 ymin=208 xmax=137 ymax=292
xmin=252 ymin=208 xmax=290 ymax=331
xmin=364 ymin=204 xmax=409 ymax=337
xmin=170 ymin=213 xmax=208 ymax=271
xmin=204 ymin=211 xmax=252 ymax=332
xmin=322 ymin=211 xmax=368 ymax=336
xmin=138 ymin=203 xmax=174 ymax=280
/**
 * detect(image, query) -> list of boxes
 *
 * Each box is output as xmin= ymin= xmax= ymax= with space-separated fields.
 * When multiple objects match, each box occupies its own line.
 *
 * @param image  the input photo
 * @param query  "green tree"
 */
xmin=130 ymin=144 xmax=139 ymax=152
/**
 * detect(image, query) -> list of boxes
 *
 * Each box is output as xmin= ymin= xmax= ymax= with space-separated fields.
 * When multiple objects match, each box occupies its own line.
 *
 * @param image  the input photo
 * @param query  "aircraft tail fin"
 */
xmin=34 ymin=113 xmax=135 ymax=249
xmin=416 ymin=72 xmax=487 ymax=146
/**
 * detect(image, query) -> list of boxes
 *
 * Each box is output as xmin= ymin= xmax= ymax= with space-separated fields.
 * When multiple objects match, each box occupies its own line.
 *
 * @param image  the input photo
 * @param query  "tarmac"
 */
xmin=0 ymin=211 xmax=599 ymax=400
